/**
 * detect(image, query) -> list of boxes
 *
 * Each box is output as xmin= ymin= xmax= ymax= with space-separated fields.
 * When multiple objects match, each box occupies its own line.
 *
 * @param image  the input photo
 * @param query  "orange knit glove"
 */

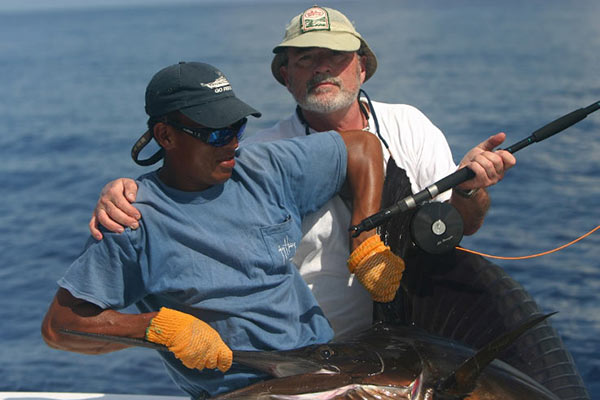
xmin=146 ymin=307 xmax=232 ymax=372
xmin=347 ymin=235 xmax=405 ymax=302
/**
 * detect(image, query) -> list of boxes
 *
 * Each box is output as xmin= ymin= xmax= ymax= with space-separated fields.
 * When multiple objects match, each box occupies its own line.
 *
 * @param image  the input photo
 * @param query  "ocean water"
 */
xmin=1 ymin=0 xmax=599 ymax=397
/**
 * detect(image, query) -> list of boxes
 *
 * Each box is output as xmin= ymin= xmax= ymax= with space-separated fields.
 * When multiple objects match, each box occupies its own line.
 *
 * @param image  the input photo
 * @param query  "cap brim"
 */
xmin=180 ymin=95 xmax=261 ymax=128
xmin=273 ymin=31 xmax=361 ymax=53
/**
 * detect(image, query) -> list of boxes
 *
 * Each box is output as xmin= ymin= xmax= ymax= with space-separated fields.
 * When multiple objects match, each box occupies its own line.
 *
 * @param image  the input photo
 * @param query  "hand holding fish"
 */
xmin=146 ymin=307 xmax=232 ymax=372
xmin=347 ymin=235 xmax=405 ymax=302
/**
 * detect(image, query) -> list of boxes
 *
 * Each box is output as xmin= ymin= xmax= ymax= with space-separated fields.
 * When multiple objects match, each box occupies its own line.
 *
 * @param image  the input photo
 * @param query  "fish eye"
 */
xmin=319 ymin=346 xmax=334 ymax=359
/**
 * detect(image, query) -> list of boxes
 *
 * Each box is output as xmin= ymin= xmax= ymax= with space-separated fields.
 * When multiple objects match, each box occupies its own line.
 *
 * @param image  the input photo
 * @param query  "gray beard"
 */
xmin=297 ymin=85 xmax=359 ymax=114
xmin=293 ymin=73 xmax=361 ymax=114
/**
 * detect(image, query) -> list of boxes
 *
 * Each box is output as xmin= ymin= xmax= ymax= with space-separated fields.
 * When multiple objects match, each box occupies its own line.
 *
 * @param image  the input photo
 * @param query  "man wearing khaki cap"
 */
xmin=88 ymin=6 xmax=588 ymax=399
xmin=249 ymin=3 xmax=513 ymax=333
xmin=261 ymin=6 xmax=588 ymax=400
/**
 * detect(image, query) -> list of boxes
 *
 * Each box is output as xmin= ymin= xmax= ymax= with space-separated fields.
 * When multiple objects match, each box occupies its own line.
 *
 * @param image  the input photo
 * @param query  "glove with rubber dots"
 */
xmin=146 ymin=307 xmax=232 ymax=372
xmin=347 ymin=235 xmax=405 ymax=303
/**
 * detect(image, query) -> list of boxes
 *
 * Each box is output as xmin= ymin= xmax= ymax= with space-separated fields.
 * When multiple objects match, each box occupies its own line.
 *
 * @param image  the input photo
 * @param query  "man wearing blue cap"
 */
xmin=41 ymin=61 xmax=398 ymax=398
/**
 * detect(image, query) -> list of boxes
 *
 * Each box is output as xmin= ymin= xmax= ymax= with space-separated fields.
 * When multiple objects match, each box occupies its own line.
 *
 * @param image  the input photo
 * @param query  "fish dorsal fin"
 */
xmin=436 ymin=312 xmax=556 ymax=396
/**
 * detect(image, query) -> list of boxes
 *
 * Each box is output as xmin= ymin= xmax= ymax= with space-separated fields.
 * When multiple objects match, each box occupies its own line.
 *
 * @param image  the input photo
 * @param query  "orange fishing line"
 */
xmin=456 ymin=224 xmax=600 ymax=260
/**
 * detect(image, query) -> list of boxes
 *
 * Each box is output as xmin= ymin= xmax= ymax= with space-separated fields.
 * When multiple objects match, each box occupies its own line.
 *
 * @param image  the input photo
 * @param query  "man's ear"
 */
xmin=280 ymin=65 xmax=290 ymax=87
xmin=153 ymin=122 xmax=175 ymax=149
xmin=358 ymin=54 xmax=367 ymax=84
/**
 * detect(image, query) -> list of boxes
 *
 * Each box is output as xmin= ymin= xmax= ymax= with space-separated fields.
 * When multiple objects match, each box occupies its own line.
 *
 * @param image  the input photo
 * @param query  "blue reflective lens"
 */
xmin=207 ymin=122 xmax=246 ymax=147
xmin=167 ymin=118 xmax=247 ymax=147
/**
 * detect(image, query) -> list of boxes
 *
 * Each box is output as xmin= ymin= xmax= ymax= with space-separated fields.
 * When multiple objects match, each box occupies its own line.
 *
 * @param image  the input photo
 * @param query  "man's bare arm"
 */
xmin=41 ymin=288 xmax=155 ymax=354
xmin=41 ymin=289 xmax=233 ymax=371
xmin=337 ymin=130 xmax=384 ymax=251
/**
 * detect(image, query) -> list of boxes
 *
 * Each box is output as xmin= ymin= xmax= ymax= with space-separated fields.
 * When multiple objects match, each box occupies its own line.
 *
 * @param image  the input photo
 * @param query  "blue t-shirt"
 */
xmin=58 ymin=131 xmax=346 ymax=398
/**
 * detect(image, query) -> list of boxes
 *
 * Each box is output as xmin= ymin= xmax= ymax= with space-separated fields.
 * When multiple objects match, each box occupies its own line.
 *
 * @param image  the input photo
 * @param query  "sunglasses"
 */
xmin=166 ymin=117 xmax=247 ymax=147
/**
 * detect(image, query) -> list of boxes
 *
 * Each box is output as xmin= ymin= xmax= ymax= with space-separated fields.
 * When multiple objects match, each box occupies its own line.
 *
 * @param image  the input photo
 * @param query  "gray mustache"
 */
xmin=307 ymin=74 xmax=341 ymax=91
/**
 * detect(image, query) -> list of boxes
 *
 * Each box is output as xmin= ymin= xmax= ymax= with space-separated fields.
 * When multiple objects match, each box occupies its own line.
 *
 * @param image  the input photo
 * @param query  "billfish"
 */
xmin=63 ymin=315 xmax=558 ymax=399
xmin=214 ymin=316 xmax=558 ymax=400
xmin=209 ymin=315 xmax=558 ymax=399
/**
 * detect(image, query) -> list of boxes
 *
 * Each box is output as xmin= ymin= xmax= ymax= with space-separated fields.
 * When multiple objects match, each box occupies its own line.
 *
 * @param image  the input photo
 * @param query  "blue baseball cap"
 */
xmin=145 ymin=61 xmax=261 ymax=127
xmin=132 ymin=62 xmax=261 ymax=165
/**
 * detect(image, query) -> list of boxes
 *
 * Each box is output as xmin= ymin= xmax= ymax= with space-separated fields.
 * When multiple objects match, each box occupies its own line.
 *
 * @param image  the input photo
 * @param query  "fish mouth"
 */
xmin=212 ymin=383 xmax=414 ymax=400
xmin=368 ymin=351 xmax=385 ymax=376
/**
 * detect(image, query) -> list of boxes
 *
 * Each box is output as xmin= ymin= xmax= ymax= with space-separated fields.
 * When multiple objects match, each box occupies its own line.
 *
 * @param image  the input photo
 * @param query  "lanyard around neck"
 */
xmin=295 ymin=89 xmax=390 ymax=152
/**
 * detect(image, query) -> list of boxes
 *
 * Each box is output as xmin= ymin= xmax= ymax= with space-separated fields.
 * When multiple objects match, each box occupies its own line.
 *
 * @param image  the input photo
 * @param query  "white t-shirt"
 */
xmin=242 ymin=100 xmax=457 ymax=337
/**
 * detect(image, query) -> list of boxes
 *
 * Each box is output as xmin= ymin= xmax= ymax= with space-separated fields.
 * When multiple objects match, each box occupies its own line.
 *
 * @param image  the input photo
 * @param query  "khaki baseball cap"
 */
xmin=271 ymin=6 xmax=378 ymax=85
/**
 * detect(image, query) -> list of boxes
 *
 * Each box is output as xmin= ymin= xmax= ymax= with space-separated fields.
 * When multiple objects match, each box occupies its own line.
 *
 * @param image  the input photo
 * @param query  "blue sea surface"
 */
xmin=1 ymin=0 xmax=599 ymax=397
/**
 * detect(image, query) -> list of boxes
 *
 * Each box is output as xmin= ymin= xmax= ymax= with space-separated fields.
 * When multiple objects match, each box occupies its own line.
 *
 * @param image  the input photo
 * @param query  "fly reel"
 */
xmin=410 ymin=202 xmax=464 ymax=254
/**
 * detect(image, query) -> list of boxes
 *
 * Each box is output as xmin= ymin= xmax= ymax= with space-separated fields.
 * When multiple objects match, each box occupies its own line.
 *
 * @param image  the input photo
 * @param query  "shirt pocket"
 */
xmin=260 ymin=215 xmax=298 ymax=271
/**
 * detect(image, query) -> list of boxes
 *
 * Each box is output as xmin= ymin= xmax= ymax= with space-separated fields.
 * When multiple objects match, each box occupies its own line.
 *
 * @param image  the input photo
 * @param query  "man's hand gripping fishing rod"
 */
xmin=351 ymin=100 xmax=600 ymax=237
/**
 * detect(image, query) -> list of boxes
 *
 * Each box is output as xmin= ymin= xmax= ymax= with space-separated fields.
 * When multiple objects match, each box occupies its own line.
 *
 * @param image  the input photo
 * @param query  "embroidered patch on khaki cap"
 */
xmin=300 ymin=6 xmax=330 ymax=32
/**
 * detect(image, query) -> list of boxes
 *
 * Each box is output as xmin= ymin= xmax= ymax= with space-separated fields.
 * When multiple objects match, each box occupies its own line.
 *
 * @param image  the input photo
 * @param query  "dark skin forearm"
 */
xmin=337 ymin=130 xmax=384 ymax=251
xmin=41 ymin=288 xmax=157 ymax=354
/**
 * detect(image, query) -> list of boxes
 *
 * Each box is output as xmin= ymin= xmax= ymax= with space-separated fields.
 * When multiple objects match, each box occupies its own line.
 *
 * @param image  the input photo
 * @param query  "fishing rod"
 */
xmin=350 ymin=100 xmax=600 ymax=253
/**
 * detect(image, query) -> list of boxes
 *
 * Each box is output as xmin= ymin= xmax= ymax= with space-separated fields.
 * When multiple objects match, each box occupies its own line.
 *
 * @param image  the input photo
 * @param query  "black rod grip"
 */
xmin=532 ymin=108 xmax=588 ymax=141
xmin=430 ymin=166 xmax=475 ymax=194
xmin=506 ymin=101 xmax=600 ymax=153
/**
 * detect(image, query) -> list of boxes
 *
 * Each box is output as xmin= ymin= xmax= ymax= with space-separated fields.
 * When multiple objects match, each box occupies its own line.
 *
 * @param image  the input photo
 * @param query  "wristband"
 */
xmin=453 ymin=187 xmax=479 ymax=199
